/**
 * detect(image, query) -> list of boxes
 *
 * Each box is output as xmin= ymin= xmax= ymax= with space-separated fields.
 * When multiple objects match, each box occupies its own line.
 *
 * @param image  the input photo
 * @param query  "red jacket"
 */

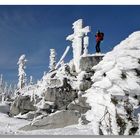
xmin=95 ymin=32 xmax=104 ymax=42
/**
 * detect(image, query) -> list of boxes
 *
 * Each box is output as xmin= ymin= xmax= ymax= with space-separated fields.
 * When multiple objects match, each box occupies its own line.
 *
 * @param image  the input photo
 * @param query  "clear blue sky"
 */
xmin=0 ymin=5 xmax=140 ymax=84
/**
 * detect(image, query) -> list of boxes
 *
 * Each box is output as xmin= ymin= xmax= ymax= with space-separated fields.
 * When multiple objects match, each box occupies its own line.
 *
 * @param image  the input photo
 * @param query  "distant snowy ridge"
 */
xmin=84 ymin=31 xmax=140 ymax=135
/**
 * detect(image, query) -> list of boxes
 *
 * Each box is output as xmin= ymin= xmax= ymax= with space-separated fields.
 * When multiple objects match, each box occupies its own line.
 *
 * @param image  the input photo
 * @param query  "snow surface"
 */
xmin=0 ymin=113 xmax=94 ymax=135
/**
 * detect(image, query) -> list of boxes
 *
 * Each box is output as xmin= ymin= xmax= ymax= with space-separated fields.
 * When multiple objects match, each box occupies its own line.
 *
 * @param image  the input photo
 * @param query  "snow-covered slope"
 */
xmin=84 ymin=31 xmax=140 ymax=135
xmin=0 ymin=113 xmax=94 ymax=135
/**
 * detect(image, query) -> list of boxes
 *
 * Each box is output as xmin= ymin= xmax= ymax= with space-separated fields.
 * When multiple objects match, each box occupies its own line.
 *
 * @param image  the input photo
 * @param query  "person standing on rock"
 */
xmin=95 ymin=30 xmax=104 ymax=53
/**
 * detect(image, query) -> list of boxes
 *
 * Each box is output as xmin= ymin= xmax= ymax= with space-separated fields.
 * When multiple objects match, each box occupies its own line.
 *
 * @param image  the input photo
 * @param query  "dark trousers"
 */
xmin=95 ymin=41 xmax=101 ymax=53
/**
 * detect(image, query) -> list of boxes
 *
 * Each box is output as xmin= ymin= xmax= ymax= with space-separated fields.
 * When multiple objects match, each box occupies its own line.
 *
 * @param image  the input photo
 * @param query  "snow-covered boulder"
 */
xmin=15 ymin=111 xmax=36 ymax=120
xmin=84 ymin=31 xmax=140 ymax=135
xmin=0 ymin=103 xmax=10 ymax=114
xmin=10 ymin=95 xmax=37 ymax=116
xmin=79 ymin=80 xmax=92 ymax=91
xmin=79 ymin=55 xmax=104 ymax=72
xmin=48 ymin=78 xmax=62 ymax=87
xmin=35 ymin=99 xmax=56 ymax=114
xmin=77 ymin=72 xmax=93 ymax=91
xmin=44 ymin=78 xmax=77 ymax=110
xmin=67 ymin=96 xmax=91 ymax=114
xmin=20 ymin=110 xmax=80 ymax=131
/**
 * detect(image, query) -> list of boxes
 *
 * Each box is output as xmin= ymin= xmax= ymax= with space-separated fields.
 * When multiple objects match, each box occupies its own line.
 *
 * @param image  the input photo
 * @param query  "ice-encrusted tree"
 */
xmin=8 ymin=84 xmax=13 ymax=96
xmin=0 ymin=74 xmax=4 ymax=94
xmin=17 ymin=54 xmax=27 ymax=90
xmin=84 ymin=31 xmax=140 ymax=135
xmin=13 ymin=84 xmax=17 ymax=97
xmin=49 ymin=49 xmax=56 ymax=71
xmin=29 ymin=76 xmax=33 ymax=85
xmin=1 ymin=82 xmax=7 ymax=103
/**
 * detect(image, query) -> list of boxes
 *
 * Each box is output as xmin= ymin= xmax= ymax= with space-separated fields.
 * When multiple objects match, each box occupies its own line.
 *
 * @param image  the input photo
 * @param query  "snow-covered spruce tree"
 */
xmin=17 ymin=54 xmax=27 ymax=90
xmin=49 ymin=49 xmax=56 ymax=71
xmin=84 ymin=31 xmax=140 ymax=135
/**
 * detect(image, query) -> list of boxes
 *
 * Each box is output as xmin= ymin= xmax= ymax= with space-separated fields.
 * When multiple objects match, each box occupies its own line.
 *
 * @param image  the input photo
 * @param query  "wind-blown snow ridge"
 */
xmin=84 ymin=31 xmax=140 ymax=135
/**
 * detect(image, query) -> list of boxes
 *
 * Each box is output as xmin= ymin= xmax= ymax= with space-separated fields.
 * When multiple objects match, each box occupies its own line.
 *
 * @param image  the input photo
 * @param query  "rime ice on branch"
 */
xmin=49 ymin=49 xmax=56 ymax=71
xmin=17 ymin=54 xmax=27 ymax=90
xmin=66 ymin=19 xmax=90 ymax=73
xmin=55 ymin=46 xmax=70 ymax=69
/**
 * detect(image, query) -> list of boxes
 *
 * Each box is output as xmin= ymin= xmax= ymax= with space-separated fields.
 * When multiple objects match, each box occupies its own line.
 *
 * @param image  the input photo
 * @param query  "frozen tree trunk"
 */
xmin=17 ymin=54 xmax=27 ymax=90
xmin=49 ymin=49 xmax=56 ymax=71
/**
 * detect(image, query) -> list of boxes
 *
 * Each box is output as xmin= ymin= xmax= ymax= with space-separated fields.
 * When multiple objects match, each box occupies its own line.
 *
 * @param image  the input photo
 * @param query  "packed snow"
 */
xmin=0 ymin=113 xmax=94 ymax=135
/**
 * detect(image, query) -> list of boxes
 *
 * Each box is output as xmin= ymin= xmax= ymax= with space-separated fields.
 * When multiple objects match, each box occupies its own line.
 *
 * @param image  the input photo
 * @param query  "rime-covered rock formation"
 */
xmin=79 ymin=54 xmax=104 ymax=72
xmin=20 ymin=110 xmax=81 ymax=131
xmin=9 ymin=19 xmax=105 ymax=131
xmin=10 ymin=95 xmax=37 ymax=116
xmin=0 ymin=103 xmax=10 ymax=114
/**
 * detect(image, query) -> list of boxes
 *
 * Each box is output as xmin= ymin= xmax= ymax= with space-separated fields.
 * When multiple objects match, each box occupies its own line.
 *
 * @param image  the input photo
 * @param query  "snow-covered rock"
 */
xmin=0 ymin=103 xmax=10 ymax=114
xmin=79 ymin=54 xmax=104 ymax=72
xmin=20 ymin=110 xmax=81 ymax=131
xmin=10 ymin=95 xmax=37 ymax=116
xmin=84 ymin=31 xmax=140 ymax=135
xmin=44 ymin=78 xmax=77 ymax=110
xmin=14 ymin=111 xmax=36 ymax=120
xmin=67 ymin=96 xmax=91 ymax=114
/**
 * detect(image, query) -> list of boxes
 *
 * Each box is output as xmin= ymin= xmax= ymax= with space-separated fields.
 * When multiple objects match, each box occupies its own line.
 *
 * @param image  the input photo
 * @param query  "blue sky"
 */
xmin=0 ymin=5 xmax=140 ymax=84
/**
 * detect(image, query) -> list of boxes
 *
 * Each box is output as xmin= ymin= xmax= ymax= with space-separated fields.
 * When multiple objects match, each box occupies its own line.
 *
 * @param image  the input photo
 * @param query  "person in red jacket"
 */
xmin=95 ymin=30 xmax=104 ymax=53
